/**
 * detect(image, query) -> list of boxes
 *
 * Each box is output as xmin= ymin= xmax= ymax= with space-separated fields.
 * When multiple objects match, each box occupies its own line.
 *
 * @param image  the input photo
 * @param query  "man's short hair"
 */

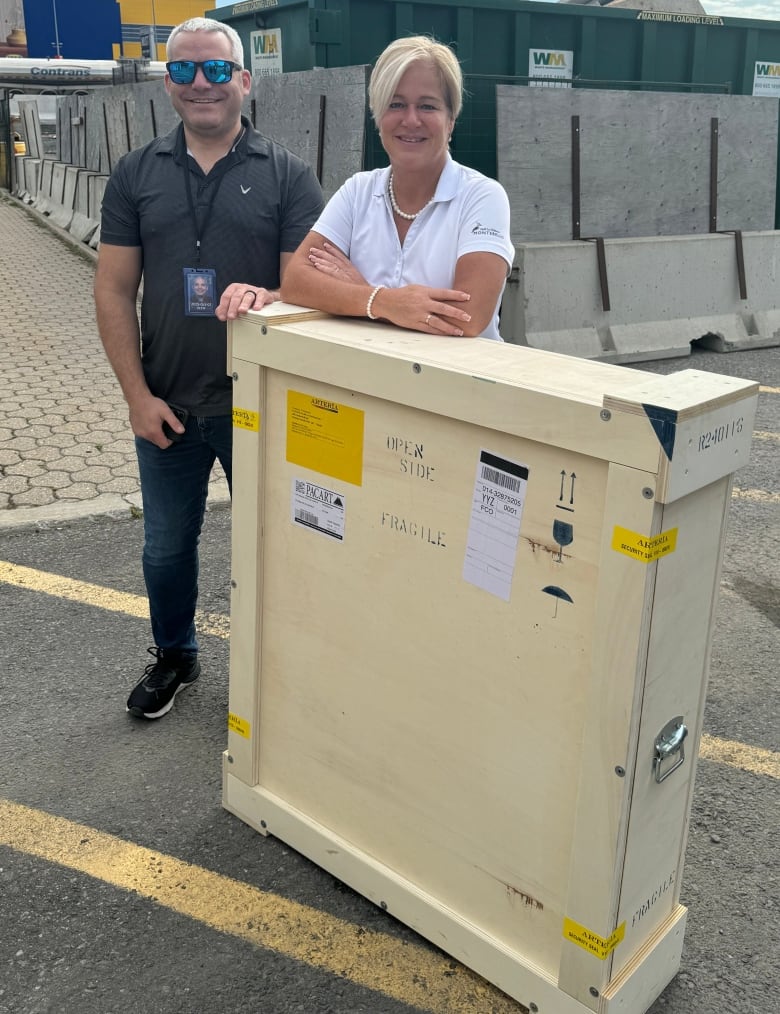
xmin=166 ymin=17 xmax=244 ymax=68
xmin=368 ymin=36 xmax=463 ymax=127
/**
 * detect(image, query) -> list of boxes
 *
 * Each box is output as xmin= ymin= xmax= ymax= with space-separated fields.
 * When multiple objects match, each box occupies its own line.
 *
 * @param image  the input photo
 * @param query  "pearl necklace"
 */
xmin=388 ymin=173 xmax=433 ymax=221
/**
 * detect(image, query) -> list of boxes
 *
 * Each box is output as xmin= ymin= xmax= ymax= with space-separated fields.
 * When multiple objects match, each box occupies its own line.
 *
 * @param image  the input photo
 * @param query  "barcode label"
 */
xmin=463 ymin=450 xmax=529 ymax=601
xmin=480 ymin=465 xmax=524 ymax=493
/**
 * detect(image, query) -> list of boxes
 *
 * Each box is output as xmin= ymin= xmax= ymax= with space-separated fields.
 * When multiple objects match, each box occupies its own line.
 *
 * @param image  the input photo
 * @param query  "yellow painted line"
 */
xmin=752 ymin=430 xmax=780 ymax=443
xmin=759 ymin=386 xmax=779 ymax=394
xmin=0 ymin=561 xmax=229 ymax=639
xmin=699 ymin=735 xmax=780 ymax=780
xmin=0 ymin=799 xmax=516 ymax=1014
xmin=731 ymin=488 xmax=780 ymax=504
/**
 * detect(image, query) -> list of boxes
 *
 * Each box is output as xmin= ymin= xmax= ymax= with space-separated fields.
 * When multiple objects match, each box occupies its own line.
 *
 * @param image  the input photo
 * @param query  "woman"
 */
xmin=221 ymin=36 xmax=514 ymax=339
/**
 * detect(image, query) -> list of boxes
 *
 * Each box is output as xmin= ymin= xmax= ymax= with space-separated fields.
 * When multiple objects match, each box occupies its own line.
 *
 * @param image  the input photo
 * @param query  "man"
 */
xmin=187 ymin=273 xmax=214 ymax=314
xmin=94 ymin=17 xmax=324 ymax=719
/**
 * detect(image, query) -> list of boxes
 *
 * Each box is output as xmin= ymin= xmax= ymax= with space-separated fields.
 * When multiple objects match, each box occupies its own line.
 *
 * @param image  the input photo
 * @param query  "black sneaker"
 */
xmin=126 ymin=647 xmax=201 ymax=719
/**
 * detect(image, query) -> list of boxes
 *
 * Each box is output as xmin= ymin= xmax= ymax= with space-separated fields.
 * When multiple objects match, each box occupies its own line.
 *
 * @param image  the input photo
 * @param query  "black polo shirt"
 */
xmin=100 ymin=118 xmax=324 ymax=415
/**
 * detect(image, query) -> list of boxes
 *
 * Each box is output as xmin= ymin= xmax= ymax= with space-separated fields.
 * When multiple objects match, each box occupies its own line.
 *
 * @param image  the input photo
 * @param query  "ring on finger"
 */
xmin=425 ymin=313 xmax=432 ymax=325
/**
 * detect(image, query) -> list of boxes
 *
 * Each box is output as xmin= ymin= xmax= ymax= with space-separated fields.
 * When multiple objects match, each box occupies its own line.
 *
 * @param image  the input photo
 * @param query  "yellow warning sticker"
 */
xmin=227 ymin=712 xmax=251 ymax=739
xmin=612 ymin=526 xmax=678 ymax=563
xmin=233 ymin=407 xmax=260 ymax=432
xmin=286 ymin=390 xmax=364 ymax=486
xmin=563 ymin=918 xmax=625 ymax=960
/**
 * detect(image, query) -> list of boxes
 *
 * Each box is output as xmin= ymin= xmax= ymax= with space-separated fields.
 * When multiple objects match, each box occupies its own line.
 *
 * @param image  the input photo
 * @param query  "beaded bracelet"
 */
xmin=366 ymin=285 xmax=385 ymax=321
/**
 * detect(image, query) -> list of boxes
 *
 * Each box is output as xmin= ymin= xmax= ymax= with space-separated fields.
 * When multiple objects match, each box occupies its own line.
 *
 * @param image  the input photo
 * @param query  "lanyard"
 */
xmin=181 ymin=126 xmax=245 ymax=263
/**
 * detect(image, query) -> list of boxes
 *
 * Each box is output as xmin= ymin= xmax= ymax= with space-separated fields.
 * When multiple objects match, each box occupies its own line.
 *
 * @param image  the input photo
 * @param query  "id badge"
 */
xmin=184 ymin=267 xmax=217 ymax=317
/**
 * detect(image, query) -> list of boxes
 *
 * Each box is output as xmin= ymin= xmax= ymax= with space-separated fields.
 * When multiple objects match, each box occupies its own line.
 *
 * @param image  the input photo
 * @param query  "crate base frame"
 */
xmin=223 ymin=767 xmax=688 ymax=1014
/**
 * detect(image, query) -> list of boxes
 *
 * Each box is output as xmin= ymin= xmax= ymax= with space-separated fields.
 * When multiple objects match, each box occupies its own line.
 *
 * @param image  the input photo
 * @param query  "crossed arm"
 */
xmin=280 ymin=231 xmax=508 ymax=338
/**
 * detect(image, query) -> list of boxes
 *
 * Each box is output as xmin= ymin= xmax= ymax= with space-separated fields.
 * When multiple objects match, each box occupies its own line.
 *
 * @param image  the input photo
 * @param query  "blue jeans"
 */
xmin=135 ymin=413 xmax=232 ymax=653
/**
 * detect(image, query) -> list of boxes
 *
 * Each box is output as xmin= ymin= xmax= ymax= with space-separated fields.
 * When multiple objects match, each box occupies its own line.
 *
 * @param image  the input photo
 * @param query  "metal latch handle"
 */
xmin=653 ymin=717 xmax=689 ymax=784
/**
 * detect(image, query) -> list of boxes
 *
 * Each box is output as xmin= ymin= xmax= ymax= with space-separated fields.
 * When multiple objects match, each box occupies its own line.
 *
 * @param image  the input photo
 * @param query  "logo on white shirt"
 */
xmin=472 ymin=221 xmax=501 ymax=237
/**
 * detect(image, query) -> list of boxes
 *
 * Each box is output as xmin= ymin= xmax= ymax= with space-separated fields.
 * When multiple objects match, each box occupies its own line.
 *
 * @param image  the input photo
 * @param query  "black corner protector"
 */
xmin=642 ymin=404 xmax=678 ymax=461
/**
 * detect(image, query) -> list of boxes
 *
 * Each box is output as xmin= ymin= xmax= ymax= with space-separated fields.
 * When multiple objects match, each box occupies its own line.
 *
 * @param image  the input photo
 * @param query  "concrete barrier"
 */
xmin=500 ymin=233 xmax=780 ymax=361
xmin=62 ymin=165 xmax=79 ymax=210
xmin=87 ymin=174 xmax=108 ymax=222
xmin=86 ymin=175 xmax=109 ymax=247
xmin=32 ymin=158 xmax=55 ymax=214
xmin=68 ymin=168 xmax=101 ymax=243
xmin=47 ymin=163 xmax=73 ymax=229
xmin=28 ymin=160 xmax=75 ymax=228
xmin=16 ymin=157 xmax=41 ymax=203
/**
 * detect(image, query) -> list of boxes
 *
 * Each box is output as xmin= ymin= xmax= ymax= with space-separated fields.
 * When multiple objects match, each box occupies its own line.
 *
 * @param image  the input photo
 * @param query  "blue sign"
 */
xmin=22 ymin=0 xmax=121 ymax=59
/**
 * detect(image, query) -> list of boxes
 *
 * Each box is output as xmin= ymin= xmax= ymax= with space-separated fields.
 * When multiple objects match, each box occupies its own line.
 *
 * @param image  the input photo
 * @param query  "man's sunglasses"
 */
xmin=166 ymin=60 xmax=242 ymax=85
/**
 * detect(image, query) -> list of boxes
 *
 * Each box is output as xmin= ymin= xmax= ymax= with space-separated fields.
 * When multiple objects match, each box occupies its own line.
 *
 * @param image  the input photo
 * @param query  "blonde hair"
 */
xmin=166 ymin=18 xmax=244 ymax=68
xmin=368 ymin=36 xmax=462 ymax=125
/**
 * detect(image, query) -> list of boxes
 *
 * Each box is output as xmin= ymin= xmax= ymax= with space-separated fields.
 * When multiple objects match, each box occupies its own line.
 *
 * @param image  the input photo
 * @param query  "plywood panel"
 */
xmin=497 ymin=87 xmax=778 ymax=243
xmin=252 ymin=370 xmax=615 ymax=976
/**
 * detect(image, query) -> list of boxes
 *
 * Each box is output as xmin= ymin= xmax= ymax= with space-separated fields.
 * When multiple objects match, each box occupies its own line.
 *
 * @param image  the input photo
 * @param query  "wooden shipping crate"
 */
xmin=224 ymin=306 xmax=758 ymax=1014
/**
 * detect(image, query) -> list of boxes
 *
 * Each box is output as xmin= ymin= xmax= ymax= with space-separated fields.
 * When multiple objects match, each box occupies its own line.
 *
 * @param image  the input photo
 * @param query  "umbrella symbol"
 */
xmin=542 ymin=585 xmax=574 ymax=617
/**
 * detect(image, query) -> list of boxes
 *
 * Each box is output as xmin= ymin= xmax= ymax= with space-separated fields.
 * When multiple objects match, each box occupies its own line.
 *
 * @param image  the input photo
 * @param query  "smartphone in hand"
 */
xmin=162 ymin=404 xmax=189 ymax=443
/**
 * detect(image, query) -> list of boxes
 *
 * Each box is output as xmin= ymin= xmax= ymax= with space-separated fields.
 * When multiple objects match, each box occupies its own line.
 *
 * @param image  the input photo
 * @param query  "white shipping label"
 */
xmin=291 ymin=478 xmax=345 ymax=541
xmin=463 ymin=450 xmax=529 ymax=601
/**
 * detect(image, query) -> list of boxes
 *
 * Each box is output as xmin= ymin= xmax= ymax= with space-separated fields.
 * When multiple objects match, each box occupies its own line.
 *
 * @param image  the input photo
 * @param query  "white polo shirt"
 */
xmin=311 ymin=156 xmax=515 ymax=341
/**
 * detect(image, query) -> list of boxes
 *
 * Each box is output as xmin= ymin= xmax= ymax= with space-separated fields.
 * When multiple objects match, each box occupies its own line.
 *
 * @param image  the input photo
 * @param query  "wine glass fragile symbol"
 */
xmin=553 ymin=519 xmax=573 ymax=561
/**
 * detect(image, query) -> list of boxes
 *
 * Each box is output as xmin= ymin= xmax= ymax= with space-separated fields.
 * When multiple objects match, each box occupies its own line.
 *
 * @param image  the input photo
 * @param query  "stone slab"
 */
xmin=497 ymin=87 xmax=778 ymax=244
xmin=251 ymin=65 xmax=368 ymax=200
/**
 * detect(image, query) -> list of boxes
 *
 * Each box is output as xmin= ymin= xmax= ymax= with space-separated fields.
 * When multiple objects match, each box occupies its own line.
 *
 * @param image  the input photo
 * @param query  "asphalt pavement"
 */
xmin=0 ymin=192 xmax=778 ymax=1014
